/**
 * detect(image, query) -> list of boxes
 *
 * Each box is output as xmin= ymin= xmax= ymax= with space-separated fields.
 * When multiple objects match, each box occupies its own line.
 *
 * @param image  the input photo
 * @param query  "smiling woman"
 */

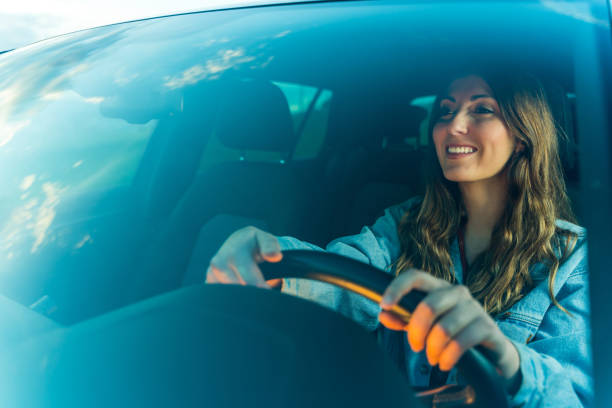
xmin=210 ymin=67 xmax=590 ymax=407
xmin=412 ymin=69 xmax=576 ymax=308
xmin=0 ymin=1 xmax=609 ymax=407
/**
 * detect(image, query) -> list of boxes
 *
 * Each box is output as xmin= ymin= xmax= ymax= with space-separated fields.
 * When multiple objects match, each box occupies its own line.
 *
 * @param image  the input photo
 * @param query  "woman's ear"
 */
xmin=515 ymin=140 xmax=526 ymax=153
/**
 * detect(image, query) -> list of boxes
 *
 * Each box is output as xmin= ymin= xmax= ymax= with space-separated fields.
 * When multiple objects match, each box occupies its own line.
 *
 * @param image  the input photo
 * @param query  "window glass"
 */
xmin=0 ymin=90 xmax=156 ymax=256
xmin=409 ymin=95 xmax=436 ymax=147
xmin=0 ymin=1 xmax=590 ymax=325
xmin=274 ymin=82 xmax=332 ymax=160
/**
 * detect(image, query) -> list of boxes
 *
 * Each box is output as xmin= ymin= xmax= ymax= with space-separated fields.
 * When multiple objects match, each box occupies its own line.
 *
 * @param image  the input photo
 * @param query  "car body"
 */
xmin=0 ymin=0 xmax=611 ymax=406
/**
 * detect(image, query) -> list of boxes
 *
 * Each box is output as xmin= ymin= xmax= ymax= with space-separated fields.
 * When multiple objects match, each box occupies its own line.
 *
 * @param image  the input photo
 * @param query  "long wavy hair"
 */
xmin=393 ymin=68 xmax=578 ymax=316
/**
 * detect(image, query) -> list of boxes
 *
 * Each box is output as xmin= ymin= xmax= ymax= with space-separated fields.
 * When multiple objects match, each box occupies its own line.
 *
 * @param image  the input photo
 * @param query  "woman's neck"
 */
xmin=458 ymin=174 xmax=509 ymax=263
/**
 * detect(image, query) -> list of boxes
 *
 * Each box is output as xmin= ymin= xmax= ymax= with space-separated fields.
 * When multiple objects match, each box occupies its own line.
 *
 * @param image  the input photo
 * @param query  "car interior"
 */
xmin=2 ymin=1 xmax=608 ymax=407
xmin=0 ymin=1 xmax=584 ymax=329
xmin=120 ymin=70 xmax=580 ymax=311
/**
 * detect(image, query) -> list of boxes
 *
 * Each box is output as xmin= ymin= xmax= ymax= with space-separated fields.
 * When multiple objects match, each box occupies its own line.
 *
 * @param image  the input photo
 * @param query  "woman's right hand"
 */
xmin=205 ymin=226 xmax=283 ymax=289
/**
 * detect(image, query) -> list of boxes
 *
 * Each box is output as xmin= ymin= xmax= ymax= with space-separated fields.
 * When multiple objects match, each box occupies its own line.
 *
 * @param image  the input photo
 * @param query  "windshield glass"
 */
xmin=0 ymin=1 xmax=591 ymax=324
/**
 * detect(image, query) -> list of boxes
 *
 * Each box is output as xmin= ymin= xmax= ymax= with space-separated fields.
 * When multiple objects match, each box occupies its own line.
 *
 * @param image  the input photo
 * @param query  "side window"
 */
xmin=274 ymin=81 xmax=332 ymax=160
xmin=409 ymin=95 xmax=436 ymax=147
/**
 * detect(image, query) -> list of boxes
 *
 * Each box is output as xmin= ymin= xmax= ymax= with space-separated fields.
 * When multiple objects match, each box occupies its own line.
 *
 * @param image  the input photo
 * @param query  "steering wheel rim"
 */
xmin=259 ymin=249 xmax=511 ymax=408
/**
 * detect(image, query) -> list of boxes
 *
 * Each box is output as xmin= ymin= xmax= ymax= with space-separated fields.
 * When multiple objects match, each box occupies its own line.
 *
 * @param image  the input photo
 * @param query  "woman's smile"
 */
xmin=446 ymin=144 xmax=478 ymax=159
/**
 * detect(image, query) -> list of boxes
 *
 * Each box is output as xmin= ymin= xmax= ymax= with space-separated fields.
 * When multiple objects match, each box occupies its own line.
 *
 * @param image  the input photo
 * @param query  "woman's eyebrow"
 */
xmin=470 ymin=94 xmax=493 ymax=101
xmin=440 ymin=94 xmax=493 ymax=102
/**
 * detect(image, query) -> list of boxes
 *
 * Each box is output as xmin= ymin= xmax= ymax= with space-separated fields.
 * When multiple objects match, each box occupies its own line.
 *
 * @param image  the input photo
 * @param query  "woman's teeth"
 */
xmin=447 ymin=146 xmax=476 ymax=154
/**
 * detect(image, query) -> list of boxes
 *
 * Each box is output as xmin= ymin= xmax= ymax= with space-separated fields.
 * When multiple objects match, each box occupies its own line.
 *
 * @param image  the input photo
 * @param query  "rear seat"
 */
xmin=317 ymin=98 xmax=428 ymax=240
xmin=344 ymin=106 xmax=428 ymax=234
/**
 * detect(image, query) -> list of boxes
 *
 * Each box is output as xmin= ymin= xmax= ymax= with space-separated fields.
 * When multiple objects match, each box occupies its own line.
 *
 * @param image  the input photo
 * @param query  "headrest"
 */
xmin=215 ymin=79 xmax=297 ymax=152
xmin=384 ymin=105 xmax=428 ymax=147
xmin=329 ymin=98 xmax=429 ymax=152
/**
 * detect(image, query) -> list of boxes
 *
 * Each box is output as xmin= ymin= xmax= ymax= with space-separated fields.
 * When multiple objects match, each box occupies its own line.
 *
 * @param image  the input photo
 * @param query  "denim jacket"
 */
xmin=278 ymin=197 xmax=592 ymax=407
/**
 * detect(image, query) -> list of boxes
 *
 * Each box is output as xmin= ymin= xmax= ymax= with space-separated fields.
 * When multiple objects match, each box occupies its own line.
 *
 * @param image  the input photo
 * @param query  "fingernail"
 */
xmin=409 ymin=338 xmax=423 ymax=353
xmin=263 ymin=252 xmax=282 ymax=262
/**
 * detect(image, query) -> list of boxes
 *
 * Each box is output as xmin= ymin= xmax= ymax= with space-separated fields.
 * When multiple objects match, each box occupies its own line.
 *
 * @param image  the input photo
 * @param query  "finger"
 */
xmin=409 ymin=285 xmax=473 ymax=353
xmin=207 ymin=264 xmax=236 ymax=284
xmin=424 ymin=298 xmax=480 ymax=366
xmin=208 ymin=250 xmax=245 ymax=284
xmin=254 ymin=230 xmax=283 ymax=263
xmin=205 ymin=266 xmax=218 ymax=283
xmin=233 ymin=252 xmax=271 ymax=288
xmin=228 ymin=262 xmax=249 ymax=285
xmin=267 ymin=278 xmax=283 ymax=288
xmin=437 ymin=317 xmax=495 ymax=371
xmin=380 ymin=269 xmax=450 ymax=309
xmin=378 ymin=310 xmax=410 ymax=331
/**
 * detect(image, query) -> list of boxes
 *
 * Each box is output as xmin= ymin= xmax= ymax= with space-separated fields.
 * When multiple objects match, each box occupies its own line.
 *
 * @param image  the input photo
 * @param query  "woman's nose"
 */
xmin=448 ymin=111 xmax=469 ymax=135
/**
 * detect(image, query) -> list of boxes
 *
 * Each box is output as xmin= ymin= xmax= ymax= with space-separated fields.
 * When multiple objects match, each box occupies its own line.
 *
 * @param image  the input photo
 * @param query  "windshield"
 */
xmin=0 ymin=1 xmax=591 ymax=324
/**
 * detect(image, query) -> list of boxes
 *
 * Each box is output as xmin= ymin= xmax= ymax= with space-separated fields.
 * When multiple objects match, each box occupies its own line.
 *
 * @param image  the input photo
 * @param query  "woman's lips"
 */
xmin=446 ymin=144 xmax=477 ymax=158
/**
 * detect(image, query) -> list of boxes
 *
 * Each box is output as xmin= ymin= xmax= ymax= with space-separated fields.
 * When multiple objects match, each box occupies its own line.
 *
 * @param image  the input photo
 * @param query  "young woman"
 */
xmin=206 ymin=70 xmax=591 ymax=407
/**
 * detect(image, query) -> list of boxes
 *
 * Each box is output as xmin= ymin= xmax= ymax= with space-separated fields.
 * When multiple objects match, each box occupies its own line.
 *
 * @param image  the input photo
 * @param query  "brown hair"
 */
xmin=393 ymin=68 xmax=578 ymax=316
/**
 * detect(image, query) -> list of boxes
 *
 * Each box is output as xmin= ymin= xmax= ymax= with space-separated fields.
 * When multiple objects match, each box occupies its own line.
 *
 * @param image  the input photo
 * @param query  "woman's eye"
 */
xmin=475 ymin=105 xmax=494 ymax=114
xmin=439 ymin=107 xmax=454 ymax=117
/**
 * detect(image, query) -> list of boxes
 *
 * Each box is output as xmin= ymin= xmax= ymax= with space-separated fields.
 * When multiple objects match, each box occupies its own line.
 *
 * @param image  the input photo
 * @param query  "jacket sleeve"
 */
xmin=508 ymin=238 xmax=592 ymax=407
xmin=276 ymin=198 xmax=416 ymax=331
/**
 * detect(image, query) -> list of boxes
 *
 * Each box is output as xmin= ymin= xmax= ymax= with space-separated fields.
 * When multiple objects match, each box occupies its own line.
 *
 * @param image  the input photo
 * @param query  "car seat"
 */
xmin=319 ymin=99 xmax=428 ymax=239
xmin=127 ymin=78 xmax=312 ymax=301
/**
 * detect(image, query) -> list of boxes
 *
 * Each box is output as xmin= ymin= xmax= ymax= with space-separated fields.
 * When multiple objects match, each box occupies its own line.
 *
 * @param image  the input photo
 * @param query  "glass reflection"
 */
xmin=0 ymin=2 xmax=584 ymax=325
xmin=0 ymin=8 xmax=308 ymax=321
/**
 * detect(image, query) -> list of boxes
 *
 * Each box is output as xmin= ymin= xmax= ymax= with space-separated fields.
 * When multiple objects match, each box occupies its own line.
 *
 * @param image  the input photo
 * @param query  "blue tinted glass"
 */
xmin=0 ymin=1 xmax=594 ymax=323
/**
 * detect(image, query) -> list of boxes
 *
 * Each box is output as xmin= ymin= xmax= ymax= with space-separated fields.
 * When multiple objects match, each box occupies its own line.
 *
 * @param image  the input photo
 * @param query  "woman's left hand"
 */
xmin=378 ymin=268 xmax=520 ymax=380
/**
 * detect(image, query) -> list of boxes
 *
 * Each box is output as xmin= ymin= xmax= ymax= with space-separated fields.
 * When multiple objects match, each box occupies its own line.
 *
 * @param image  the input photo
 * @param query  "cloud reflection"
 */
xmin=1 ymin=180 xmax=65 ymax=255
xmin=19 ymin=174 xmax=36 ymax=191
xmin=540 ymin=1 xmax=608 ymax=26
xmin=113 ymin=72 xmax=140 ymax=86
xmin=74 ymin=234 xmax=92 ymax=249
xmin=84 ymin=96 xmax=104 ymax=104
xmin=163 ymin=47 xmax=255 ymax=89
xmin=0 ymin=26 xmax=128 ymax=148
xmin=0 ymin=119 xmax=30 ymax=147
xmin=274 ymin=30 xmax=290 ymax=38
xmin=0 ymin=199 xmax=37 ymax=252
xmin=31 ymin=182 xmax=62 ymax=254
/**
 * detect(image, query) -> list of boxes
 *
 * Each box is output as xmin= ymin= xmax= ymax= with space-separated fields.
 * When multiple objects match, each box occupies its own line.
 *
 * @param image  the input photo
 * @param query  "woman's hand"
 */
xmin=378 ymin=268 xmax=520 ymax=381
xmin=206 ymin=226 xmax=283 ymax=289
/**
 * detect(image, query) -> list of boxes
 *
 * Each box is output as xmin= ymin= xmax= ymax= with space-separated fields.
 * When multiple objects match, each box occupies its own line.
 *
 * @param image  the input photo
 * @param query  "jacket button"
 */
xmin=419 ymin=363 xmax=430 ymax=375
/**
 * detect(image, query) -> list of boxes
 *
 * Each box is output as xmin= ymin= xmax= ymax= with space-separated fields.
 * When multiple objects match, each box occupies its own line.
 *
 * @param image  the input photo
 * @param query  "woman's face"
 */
xmin=432 ymin=75 xmax=520 ymax=184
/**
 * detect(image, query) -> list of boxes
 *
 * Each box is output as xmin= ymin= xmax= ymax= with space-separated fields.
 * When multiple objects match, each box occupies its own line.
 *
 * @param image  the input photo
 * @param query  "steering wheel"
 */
xmin=259 ymin=249 xmax=511 ymax=408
